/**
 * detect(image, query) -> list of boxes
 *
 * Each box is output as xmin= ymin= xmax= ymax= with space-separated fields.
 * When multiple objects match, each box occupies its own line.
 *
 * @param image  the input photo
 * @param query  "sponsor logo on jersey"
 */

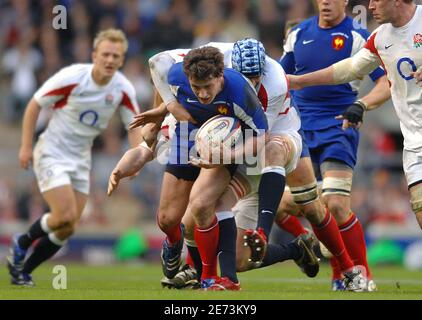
xmin=217 ymin=105 xmax=228 ymax=115
xmin=414 ymin=34 xmax=422 ymax=48
xmin=332 ymin=36 xmax=346 ymax=51
xmin=105 ymin=94 xmax=114 ymax=105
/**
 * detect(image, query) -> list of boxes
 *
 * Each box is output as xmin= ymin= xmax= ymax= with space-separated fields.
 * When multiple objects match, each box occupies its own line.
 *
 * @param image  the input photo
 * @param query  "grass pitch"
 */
xmin=1 ymin=261 xmax=422 ymax=300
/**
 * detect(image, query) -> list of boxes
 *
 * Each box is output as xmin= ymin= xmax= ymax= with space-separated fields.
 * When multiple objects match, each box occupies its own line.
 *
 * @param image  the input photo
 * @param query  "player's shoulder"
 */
xmin=168 ymin=62 xmax=185 ymax=85
xmin=223 ymin=67 xmax=249 ymax=89
xmin=113 ymin=70 xmax=136 ymax=92
xmin=367 ymin=25 xmax=387 ymax=45
xmin=262 ymin=57 xmax=288 ymax=95
xmin=285 ymin=17 xmax=315 ymax=44
xmin=53 ymin=63 xmax=90 ymax=81
xmin=293 ymin=17 xmax=314 ymax=33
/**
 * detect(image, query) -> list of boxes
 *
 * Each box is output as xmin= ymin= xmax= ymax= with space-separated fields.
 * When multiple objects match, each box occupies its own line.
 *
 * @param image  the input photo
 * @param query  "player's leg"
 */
xmin=188 ymin=166 xmax=234 ymax=286
xmin=8 ymin=184 xmax=82 ymax=286
xmin=158 ymin=168 xmax=195 ymax=279
xmin=275 ymin=189 xmax=308 ymax=237
xmin=321 ymin=161 xmax=372 ymax=287
xmin=160 ymin=210 xmax=201 ymax=289
xmin=235 ymin=193 xmax=319 ymax=278
xmin=403 ymin=148 xmax=422 ymax=229
xmin=410 ymin=182 xmax=422 ymax=229
xmin=254 ymin=135 xmax=293 ymax=239
xmin=245 ymin=129 xmax=302 ymax=263
xmin=283 ymin=156 xmax=369 ymax=290
xmin=21 ymin=188 xmax=87 ymax=282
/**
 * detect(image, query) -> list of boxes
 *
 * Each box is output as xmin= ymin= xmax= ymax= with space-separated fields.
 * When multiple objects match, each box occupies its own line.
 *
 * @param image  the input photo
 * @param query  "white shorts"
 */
xmin=232 ymin=192 xmax=259 ymax=230
xmin=33 ymin=138 xmax=90 ymax=194
xmin=403 ymin=147 xmax=422 ymax=186
xmin=229 ymin=122 xmax=302 ymax=230
xmin=229 ymin=128 xmax=302 ymax=197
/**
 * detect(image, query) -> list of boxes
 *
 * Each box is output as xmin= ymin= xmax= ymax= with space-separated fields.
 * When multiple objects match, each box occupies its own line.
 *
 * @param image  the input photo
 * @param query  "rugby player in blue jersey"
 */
xmin=149 ymin=46 xmax=268 ymax=289
xmin=277 ymin=0 xmax=391 ymax=291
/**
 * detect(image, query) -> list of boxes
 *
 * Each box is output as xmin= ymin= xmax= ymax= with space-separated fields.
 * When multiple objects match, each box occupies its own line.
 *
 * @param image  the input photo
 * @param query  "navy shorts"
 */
xmin=300 ymin=125 xmax=359 ymax=170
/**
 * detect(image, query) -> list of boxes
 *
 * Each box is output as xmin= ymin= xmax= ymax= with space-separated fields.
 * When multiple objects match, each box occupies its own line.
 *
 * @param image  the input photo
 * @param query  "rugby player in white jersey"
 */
xmin=288 ymin=0 xmax=422 ymax=229
xmin=7 ymin=29 xmax=142 ymax=286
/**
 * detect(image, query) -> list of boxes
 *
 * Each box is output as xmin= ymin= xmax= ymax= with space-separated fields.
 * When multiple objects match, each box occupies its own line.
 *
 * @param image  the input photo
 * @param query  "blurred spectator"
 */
xmin=122 ymin=56 xmax=153 ymax=109
xmin=2 ymin=28 xmax=42 ymax=123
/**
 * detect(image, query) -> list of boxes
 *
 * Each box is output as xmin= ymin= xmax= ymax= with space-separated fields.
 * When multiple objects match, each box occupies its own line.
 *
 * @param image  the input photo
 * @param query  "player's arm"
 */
xmin=279 ymin=27 xmax=299 ymax=75
xmin=288 ymin=46 xmax=382 ymax=90
xmin=19 ymin=98 xmax=41 ymax=169
xmin=411 ymin=66 xmax=422 ymax=87
xmin=232 ymin=83 xmax=269 ymax=162
xmin=149 ymin=53 xmax=195 ymax=123
xmin=108 ymin=142 xmax=154 ymax=196
xmin=337 ymin=75 xmax=391 ymax=129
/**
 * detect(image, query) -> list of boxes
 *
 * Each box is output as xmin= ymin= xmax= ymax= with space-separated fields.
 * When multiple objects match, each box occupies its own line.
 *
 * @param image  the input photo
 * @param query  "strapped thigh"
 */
xmin=290 ymin=180 xmax=319 ymax=205
xmin=410 ymin=181 xmax=422 ymax=213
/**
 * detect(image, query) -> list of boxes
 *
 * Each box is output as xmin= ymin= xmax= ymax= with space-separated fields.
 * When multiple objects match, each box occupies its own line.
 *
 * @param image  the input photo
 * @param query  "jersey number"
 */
xmin=79 ymin=110 xmax=99 ymax=126
xmin=397 ymin=57 xmax=417 ymax=81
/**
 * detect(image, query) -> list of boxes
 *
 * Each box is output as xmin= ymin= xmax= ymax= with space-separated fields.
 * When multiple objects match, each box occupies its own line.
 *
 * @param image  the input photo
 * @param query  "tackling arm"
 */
xmin=289 ymin=48 xmax=382 ymax=90
xmin=107 ymin=142 xmax=154 ymax=196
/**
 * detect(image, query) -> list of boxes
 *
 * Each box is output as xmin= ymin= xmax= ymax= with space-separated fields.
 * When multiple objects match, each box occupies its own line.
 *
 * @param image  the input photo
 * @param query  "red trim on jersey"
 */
xmin=283 ymin=73 xmax=291 ymax=103
xmin=278 ymin=107 xmax=290 ymax=115
xmin=364 ymin=32 xmax=390 ymax=86
xmin=120 ymin=91 xmax=137 ymax=114
xmin=257 ymin=85 xmax=268 ymax=112
xmin=43 ymin=84 xmax=78 ymax=109
xmin=161 ymin=125 xmax=170 ymax=140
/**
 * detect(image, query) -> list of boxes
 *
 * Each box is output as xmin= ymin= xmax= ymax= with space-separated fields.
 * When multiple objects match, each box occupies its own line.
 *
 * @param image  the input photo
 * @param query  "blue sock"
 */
xmin=218 ymin=217 xmax=238 ymax=283
xmin=260 ymin=242 xmax=301 ymax=268
xmin=257 ymin=168 xmax=286 ymax=239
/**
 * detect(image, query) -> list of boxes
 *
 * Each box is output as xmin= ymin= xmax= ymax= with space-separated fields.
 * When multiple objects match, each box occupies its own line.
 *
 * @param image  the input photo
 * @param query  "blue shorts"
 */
xmin=300 ymin=125 xmax=359 ymax=170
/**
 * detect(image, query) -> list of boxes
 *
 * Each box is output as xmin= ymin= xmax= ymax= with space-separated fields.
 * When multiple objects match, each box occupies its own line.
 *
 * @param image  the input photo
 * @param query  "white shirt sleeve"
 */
xmin=149 ymin=52 xmax=178 ymax=105
xmin=119 ymin=80 xmax=140 ymax=130
xmin=350 ymin=48 xmax=382 ymax=78
xmin=33 ymin=65 xmax=81 ymax=109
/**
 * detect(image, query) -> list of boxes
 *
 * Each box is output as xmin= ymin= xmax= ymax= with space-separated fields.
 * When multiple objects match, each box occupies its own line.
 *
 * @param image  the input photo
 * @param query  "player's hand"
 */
xmin=189 ymin=156 xmax=221 ymax=169
xmin=411 ymin=66 xmax=422 ymax=87
xmin=107 ymin=168 xmax=123 ymax=196
xmin=336 ymin=100 xmax=366 ymax=130
xmin=19 ymin=145 xmax=33 ymax=169
xmin=129 ymin=107 xmax=166 ymax=130
xmin=287 ymin=74 xmax=304 ymax=90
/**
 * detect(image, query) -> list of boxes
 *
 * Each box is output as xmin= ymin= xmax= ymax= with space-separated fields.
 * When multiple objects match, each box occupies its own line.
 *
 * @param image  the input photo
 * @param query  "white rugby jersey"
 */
xmin=165 ymin=42 xmax=298 ymax=132
xmin=34 ymin=63 xmax=139 ymax=158
xmin=352 ymin=6 xmax=422 ymax=150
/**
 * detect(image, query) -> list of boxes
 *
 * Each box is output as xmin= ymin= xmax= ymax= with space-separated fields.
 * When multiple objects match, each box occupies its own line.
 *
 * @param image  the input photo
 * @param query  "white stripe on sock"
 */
xmin=40 ymin=213 xmax=52 ymax=233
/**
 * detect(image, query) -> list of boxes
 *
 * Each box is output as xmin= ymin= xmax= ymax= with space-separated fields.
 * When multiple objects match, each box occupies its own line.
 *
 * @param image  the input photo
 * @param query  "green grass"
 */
xmin=1 ymin=261 xmax=422 ymax=300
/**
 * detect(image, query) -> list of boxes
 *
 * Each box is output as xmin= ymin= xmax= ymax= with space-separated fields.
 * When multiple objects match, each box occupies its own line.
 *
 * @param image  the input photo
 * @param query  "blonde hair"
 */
xmin=93 ymin=28 xmax=128 ymax=53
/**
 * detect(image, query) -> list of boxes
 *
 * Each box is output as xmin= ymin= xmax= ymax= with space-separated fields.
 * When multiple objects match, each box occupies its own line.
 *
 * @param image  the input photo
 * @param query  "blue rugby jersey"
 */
xmin=280 ymin=16 xmax=385 ymax=130
xmin=166 ymin=62 xmax=268 ymax=165
xmin=168 ymin=62 xmax=268 ymax=132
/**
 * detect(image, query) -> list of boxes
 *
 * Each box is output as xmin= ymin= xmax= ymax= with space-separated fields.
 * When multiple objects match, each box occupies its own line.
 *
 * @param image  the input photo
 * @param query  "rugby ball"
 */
xmin=195 ymin=115 xmax=242 ymax=160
